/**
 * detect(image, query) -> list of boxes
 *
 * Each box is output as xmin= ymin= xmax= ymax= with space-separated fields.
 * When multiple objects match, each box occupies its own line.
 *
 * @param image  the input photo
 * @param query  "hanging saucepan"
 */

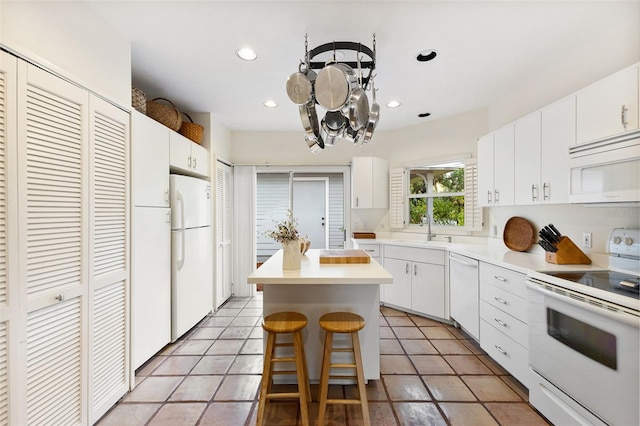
xmin=314 ymin=63 xmax=358 ymax=112
xmin=320 ymin=117 xmax=343 ymax=147
xmin=361 ymin=102 xmax=379 ymax=144
xmin=342 ymin=125 xmax=359 ymax=144
xmin=299 ymin=102 xmax=324 ymax=152
xmin=362 ymin=77 xmax=380 ymax=144
xmin=325 ymin=110 xmax=346 ymax=132
xmin=345 ymin=55 xmax=370 ymax=130
xmin=286 ymin=71 xmax=313 ymax=105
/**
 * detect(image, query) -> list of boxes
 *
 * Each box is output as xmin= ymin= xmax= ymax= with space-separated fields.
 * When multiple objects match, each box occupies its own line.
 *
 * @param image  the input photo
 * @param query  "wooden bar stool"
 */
xmin=317 ymin=312 xmax=370 ymax=426
xmin=257 ymin=311 xmax=311 ymax=426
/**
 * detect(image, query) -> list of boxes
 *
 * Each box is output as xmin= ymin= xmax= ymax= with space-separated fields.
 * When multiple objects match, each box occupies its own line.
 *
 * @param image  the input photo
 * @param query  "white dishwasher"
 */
xmin=449 ymin=253 xmax=480 ymax=340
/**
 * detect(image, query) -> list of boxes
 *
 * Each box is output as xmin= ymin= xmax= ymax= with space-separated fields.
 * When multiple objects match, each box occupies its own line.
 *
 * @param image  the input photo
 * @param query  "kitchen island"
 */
xmin=247 ymin=249 xmax=393 ymax=382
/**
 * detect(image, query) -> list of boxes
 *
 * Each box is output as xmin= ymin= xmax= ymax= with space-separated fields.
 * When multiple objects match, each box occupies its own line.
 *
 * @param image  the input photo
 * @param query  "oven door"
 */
xmin=527 ymin=279 xmax=640 ymax=426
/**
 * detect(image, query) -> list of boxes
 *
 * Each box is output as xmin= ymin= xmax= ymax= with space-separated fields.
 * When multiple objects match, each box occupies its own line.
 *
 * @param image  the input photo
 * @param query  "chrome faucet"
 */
xmin=420 ymin=213 xmax=436 ymax=241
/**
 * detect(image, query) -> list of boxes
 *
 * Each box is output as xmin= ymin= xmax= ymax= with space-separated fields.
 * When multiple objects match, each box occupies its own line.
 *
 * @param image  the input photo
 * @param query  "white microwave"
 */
xmin=569 ymin=130 xmax=640 ymax=203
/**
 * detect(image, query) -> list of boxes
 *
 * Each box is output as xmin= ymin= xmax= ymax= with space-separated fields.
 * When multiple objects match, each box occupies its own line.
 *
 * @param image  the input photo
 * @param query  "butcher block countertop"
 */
xmin=247 ymin=249 xmax=393 ymax=285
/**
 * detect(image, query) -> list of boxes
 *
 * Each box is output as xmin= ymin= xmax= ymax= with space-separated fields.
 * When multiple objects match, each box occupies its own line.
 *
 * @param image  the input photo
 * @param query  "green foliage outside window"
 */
xmin=409 ymin=168 xmax=465 ymax=226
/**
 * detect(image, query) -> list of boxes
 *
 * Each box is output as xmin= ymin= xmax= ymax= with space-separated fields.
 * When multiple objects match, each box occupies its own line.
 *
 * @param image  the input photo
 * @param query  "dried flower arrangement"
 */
xmin=265 ymin=210 xmax=300 ymax=244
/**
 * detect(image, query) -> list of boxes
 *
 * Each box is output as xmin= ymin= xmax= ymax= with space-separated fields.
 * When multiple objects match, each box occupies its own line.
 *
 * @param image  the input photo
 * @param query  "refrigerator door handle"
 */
xmin=177 ymin=230 xmax=185 ymax=270
xmin=176 ymin=190 xmax=185 ymax=230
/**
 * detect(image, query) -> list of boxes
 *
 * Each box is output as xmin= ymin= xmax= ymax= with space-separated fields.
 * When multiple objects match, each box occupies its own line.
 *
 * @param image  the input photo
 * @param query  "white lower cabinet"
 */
xmin=383 ymin=245 xmax=446 ymax=319
xmin=132 ymin=207 xmax=171 ymax=369
xmin=479 ymin=262 xmax=529 ymax=386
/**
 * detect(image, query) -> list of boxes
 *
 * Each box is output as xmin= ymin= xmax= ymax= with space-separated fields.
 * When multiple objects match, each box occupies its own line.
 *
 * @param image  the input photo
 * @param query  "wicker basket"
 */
xmin=146 ymin=98 xmax=182 ymax=131
xmin=131 ymin=87 xmax=146 ymax=114
xmin=179 ymin=113 xmax=204 ymax=144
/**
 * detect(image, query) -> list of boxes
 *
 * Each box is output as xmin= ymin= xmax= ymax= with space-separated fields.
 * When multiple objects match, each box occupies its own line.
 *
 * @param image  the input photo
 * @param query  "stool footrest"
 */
xmin=330 ymin=363 xmax=356 ymax=369
xmin=267 ymin=392 xmax=302 ymax=400
xmin=326 ymin=399 xmax=364 ymax=405
xmin=272 ymin=357 xmax=297 ymax=363
xmin=328 ymin=374 xmax=357 ymax=380
xmin=274 ymin=342 xmax=293 ymax=348
xmin=272 ymin=370 xmax=298 ymax=375
xmin=330 ymin=347 xmax=354 ymax=353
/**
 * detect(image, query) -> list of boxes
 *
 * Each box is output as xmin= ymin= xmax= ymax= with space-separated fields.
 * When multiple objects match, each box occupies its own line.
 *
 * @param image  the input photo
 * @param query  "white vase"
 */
xmin=282 ymin=240 xmax=303 ymax=270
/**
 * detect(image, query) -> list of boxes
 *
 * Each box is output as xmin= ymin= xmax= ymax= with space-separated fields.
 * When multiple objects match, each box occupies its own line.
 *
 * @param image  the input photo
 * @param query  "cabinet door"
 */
xmin=352 ymin=157 xmax=373 ymax=208
xmin=514 ymin=112 xmax=541 ymax=205
xmin=169 ymin=131 xmax=192 ymax=172
xmin=191 ymin=141 xmax=210 ymax=178
xmin=131 ymin=111 xmax=169 ymax=207
xmin=477 ymin=133 xmax=494 ymax=207
xmin=382 ymin=257 xmax=412 ymax=310
xmin=372 ymin=157 xmax=389 ymax=208
xmin=133 ymin=207 xmax=171 ymax=368
xmin=411 ymin=262 xmax=445 ymax=319
xmin=0 ymin=50 xmax=15 ymax=425
xmin=88 ymin=94 xmax=130 ymax=423
xmin=19 ymin=60 xmax=89 ymax=426
xmin=577 ymin=65 xmax=639 ymax=144
xmin=540 ymin=96 xmax=575 ymax=204
xmin=493 ymin=124 xmax=515 ymax=206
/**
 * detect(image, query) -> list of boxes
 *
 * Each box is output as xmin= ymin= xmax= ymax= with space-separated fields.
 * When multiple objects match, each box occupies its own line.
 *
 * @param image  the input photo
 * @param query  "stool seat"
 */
xmin=262 ymin=311 xmax=307 ymax=333
xmin=319 ymin=312 xmax=364 ymax=333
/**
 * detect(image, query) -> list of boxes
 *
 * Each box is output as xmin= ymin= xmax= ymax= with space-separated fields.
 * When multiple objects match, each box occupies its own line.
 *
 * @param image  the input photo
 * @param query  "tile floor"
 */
xmin=98 ymin=294 xmax=550 ymax=425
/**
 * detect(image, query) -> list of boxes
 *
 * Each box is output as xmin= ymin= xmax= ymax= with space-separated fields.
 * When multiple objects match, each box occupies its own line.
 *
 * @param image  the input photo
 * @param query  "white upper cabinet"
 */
xmin=352 ymin=157 xmax=389 ymax=209
xmin=514 ymin=112 xmax=542 ymax=205
xmin=477 ymin=124 xmax=514 ymax=207
xmin=540 ymin=96 xmax=575 ymax=204
xmin=576 ymin=64 xmax=639 ymax=144
xmin=131 ymin=111 xmax=170 ymax=207
xmin=170 ymin=132 xmax=209 ymax=178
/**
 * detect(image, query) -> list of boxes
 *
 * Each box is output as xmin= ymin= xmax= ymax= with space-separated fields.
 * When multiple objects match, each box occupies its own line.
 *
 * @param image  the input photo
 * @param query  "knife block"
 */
xmin=545 ymin=236 xmax=592 ymax=265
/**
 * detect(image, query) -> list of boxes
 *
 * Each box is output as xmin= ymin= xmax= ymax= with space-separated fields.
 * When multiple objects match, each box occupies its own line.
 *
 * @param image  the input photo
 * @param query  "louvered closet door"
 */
xmin=18 ymin=61 xmax=89 ymax=426
xmin=0 ymin=50 xmax=17 ymax=426
xmin=216 ymin=162 xmax=232 ymax=308
xmin=88 ymin=95 xmax=129 ymax=424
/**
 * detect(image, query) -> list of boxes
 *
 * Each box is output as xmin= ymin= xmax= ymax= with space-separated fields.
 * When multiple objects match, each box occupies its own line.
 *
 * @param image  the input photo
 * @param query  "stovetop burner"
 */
xmin=545 ymin=270 xmax=640 ymax=299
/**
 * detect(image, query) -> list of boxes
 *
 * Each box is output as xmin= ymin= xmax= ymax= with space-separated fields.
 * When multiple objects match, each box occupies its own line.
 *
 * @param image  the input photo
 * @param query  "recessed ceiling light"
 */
xmin=263 ymin=100 xmax=278 ymax=108
xmin=386 ymin=100 xmax=401 ymax=108
xmin=418 ymin=112 xmax=431 ymax=118
xmin=236 ymin=47 xmax=257 ymax=61
xmin=416 ymin=49 xmax=437 ymax=62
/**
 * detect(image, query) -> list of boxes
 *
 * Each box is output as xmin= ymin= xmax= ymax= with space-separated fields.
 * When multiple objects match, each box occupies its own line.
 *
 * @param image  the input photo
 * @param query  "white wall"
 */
xmin=0 ymin=1 xmax=131 ymax=107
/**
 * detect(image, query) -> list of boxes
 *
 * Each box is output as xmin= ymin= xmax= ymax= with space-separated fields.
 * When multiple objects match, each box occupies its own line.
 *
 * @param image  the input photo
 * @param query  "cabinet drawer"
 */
xmin=480 ymin=320 xmax=529 ymax=387
xmin=479 ymin=262 xmax=526 ymax=297
xmin=480 ymin=282 xmax=528 ymax=323
xmin=357 ymin=244 xmax=380 ymax=258
xmin=384 ymin=245 xmax=444 ymax=265
xmin=480 ymin=300 xmax=528 ymax=348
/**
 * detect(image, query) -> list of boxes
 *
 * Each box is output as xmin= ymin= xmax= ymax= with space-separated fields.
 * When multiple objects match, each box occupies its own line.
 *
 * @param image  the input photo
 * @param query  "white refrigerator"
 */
xmin=170 ymin=174 xmax=213 ymax=341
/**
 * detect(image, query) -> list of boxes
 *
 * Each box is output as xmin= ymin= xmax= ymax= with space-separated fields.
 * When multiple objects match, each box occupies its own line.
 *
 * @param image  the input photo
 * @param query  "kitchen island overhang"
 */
xmin=248 ymin=249 xmax=393 ymax=382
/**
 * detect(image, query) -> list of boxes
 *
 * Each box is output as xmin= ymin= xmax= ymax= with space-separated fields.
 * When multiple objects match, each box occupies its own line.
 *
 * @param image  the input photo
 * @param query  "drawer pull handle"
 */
xmin=494 ymin=318 xmax=507 ymax=327
xmin=495 ymin=345 xmax=507 ymax=356
xmin=494 ymin=297 xmax=507 ymax=305
xmin=55 ymin=293 xmax=65 ymax=302
xmin=494 ymin=276 xmax=507 ymax=282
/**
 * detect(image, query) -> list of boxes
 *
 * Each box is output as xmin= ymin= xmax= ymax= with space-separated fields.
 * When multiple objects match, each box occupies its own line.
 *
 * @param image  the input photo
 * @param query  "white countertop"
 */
xmin=248 ymin=249 xmax=394 ymax=285
xmin=354 ymin=238 xmax=610 ymax=274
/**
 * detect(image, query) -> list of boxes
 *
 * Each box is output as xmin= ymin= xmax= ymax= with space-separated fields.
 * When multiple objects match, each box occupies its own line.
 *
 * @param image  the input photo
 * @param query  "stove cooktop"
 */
xmin=544 ymin=270 xmax=640 ymax=300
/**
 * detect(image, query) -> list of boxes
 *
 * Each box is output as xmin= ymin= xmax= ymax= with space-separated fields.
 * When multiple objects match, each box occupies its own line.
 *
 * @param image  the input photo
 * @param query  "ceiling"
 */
xmin=85 ymin=1 xmax=639 ymax=132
